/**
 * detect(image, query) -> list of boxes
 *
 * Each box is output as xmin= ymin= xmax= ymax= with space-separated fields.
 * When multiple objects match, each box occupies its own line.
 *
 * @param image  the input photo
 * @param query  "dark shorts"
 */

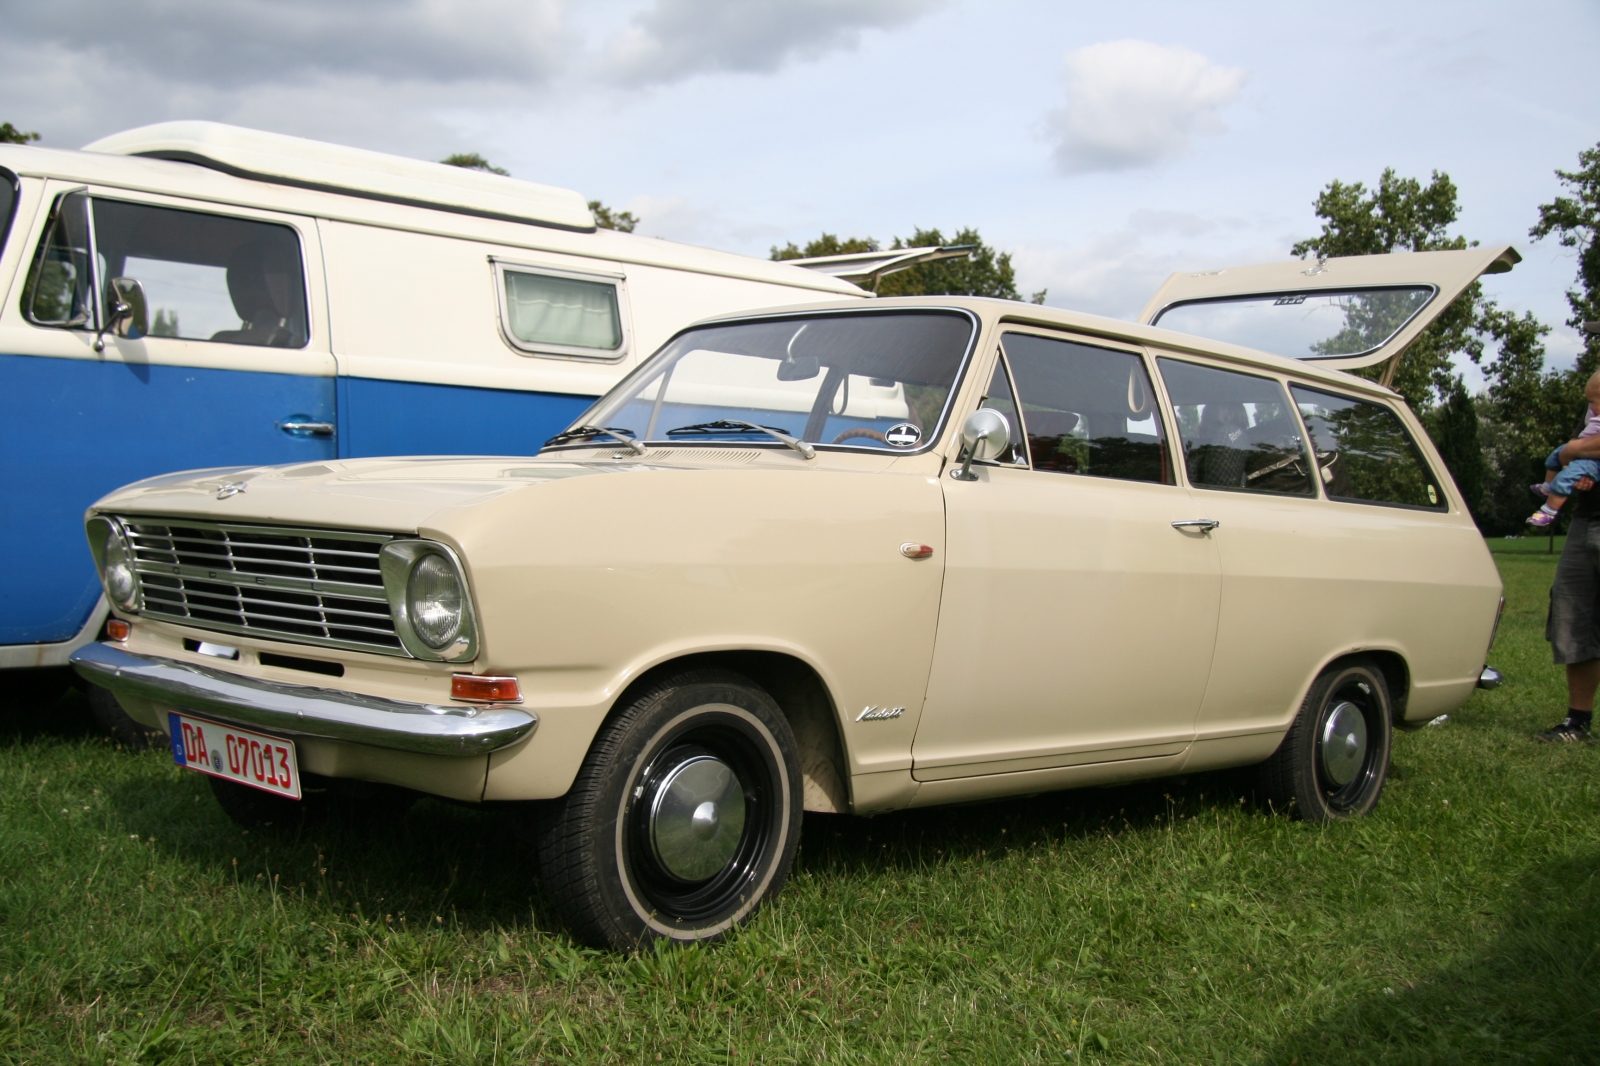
xmin=1548 ymin=513 xmax=1600 ymax=664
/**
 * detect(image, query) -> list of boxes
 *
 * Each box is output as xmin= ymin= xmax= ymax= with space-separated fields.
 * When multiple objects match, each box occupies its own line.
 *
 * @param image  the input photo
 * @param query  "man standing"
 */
xmin=1543 ymin=449 xmax=1600 ymax=741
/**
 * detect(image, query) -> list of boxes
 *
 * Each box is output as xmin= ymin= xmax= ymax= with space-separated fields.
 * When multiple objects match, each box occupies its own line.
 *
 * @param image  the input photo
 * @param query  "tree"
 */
xmin=439 ymin=152 xmax=508 ymax=175
xmin=771 ymin=226 xmax=1042 ymax=301
xmin=1530 ymin=142 xmax=1600 ymax=375
xmin=0 ymin=122 xmax=38 ymax=145
xmin=588 ymin=201 xmax=638 ymax=233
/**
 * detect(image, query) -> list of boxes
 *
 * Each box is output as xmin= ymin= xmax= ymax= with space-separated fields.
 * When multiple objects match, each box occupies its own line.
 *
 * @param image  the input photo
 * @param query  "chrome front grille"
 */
xmin=122 ymin=518 xmax=404 ymax=655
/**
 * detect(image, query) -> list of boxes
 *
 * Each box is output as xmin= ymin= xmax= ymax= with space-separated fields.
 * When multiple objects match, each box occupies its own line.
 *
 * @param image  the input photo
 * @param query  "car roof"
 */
xmin=683 ymin=295 xmax=1411 ymax=402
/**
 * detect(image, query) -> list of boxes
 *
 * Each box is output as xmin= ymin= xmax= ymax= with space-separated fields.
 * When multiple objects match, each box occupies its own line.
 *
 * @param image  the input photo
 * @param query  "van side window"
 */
xmin=91 ymin=200 xmax=308 ymax=347
xmin=1290 ymin=386 xmax=1446 ymax=509
xmin=1002 ymin=334 xmax=1171 ymax=483
xmin=496 ymin=262 xmax=626 ymax=359
xmin=1158 ymin=358 xmax=1314 ymax=495
xmin=23 ymin=191 xmax=94 ymax=327
xmin=0 ymin=169 xmax=18 ymax=259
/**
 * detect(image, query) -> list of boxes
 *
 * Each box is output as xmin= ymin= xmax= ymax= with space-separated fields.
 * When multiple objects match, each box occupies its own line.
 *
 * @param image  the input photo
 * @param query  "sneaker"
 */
xmin=1531 ymin=482 xmax=1553 ymax=497
xmin=1535 ymin=718 xmax=1592 ymax=742
xmin=1528 ymin=507 xmax=1559 ymax=527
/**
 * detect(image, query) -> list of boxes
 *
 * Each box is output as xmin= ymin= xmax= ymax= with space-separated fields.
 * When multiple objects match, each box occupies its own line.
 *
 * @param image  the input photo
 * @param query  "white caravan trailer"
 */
xmin=0 ymin=122 xmax=866 ymax=674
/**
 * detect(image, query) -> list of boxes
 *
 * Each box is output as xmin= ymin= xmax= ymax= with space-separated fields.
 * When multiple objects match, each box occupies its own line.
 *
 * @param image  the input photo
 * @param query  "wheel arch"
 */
xmin=602 ymin=650 xmax=851 ymax=814
xmin=1309 ymin=647 xmax=1411 ymax=726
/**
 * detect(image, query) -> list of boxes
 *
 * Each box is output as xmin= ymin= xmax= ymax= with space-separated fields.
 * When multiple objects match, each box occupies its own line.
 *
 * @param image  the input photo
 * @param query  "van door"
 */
xmin=1139 ymin=246 xmax=1519 ymax=374
xmin=319 ymin=221 xmax=624 ymax=458
xmin=0 ymin=184 xmax=335 ymax=646
xmin=913 ymin=332 xmax=1221 ymax=781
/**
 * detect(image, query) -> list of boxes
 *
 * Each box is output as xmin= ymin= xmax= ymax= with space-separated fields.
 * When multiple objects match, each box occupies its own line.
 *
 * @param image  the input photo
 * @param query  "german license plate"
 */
xmin=169 ymin=712 xmax=301 ymax=800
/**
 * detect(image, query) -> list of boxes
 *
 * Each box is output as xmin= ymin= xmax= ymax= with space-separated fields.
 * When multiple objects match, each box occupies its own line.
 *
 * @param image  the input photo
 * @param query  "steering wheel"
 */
xmin=831 ymin=428 xmax=888 ymax=444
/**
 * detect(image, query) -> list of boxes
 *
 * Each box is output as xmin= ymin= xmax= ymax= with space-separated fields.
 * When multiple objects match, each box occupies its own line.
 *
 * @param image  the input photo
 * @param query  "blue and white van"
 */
xmin=0 ymin=122 xmax=866 ymax=673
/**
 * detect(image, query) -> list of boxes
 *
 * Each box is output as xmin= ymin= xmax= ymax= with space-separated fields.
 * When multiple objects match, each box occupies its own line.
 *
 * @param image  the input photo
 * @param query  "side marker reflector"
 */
xmin=900 ymin=543 xmax=934 ymax=560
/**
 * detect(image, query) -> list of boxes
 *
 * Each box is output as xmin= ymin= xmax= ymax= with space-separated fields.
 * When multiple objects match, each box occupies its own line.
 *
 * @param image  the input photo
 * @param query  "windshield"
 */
xmin=564 ymin=310 xmax=975 ymax=451
xmin=1152 ymin=286 xmax=1435 ymax=360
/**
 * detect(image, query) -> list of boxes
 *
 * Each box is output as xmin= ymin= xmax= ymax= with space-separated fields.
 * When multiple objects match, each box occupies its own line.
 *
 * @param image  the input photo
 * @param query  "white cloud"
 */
xmin=603 ymin=0 xmax=941 ymax=86
xmin=1047 ymin=40 xmax=1247 ymax=175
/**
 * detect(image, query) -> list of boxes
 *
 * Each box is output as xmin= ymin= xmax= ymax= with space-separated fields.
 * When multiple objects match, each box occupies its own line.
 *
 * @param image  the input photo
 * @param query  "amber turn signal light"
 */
xmin=450 ymin=674 xmax=520 ymax=703
xmin=899 ymin=543 xmax=934 ymax=560
xmin=106 ymin=618 xmax=131 ymax=641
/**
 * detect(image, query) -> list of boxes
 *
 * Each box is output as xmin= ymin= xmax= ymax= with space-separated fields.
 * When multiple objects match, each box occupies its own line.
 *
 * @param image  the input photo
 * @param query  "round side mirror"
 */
xmin=952 ymin=408 xmax=1012 ymax=480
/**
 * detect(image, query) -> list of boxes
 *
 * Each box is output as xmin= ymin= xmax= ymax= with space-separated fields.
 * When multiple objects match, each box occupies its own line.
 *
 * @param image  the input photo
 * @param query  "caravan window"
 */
xmin=495 ymin=261 xmax=628 ymax=360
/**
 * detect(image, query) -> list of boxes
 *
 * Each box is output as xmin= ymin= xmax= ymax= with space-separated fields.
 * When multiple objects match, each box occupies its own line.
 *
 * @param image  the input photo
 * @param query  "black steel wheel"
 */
xmin=88 ymin=684 xmax=159 ymax=751
xmin=536 ymin=669 xmax=802 ymax=951
xmin=1257 ymin=658 xmax=1393 ymax=822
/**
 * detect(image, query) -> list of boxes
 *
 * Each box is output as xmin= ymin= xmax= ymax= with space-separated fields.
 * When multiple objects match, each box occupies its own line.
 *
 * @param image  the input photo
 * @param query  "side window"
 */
xmin=23 ymin=191 xmax=94 ymax=327
xmin=92 ymin=200 xmax=308 ymax=347
xmin=1290 ymin=386 xmax=1446 ymax=509
xmin=0 ymin=169 xmax=18 ymax=259
xmin=1004 ymin=334 xmax=1171 ymax=483
xmin=1158 ymin=358 xmax=1314 ymax=495
xmin=495 ymin=261 xmax=627 ymax=359
xmin=975 ymin=353 xmax=1028 ymax=466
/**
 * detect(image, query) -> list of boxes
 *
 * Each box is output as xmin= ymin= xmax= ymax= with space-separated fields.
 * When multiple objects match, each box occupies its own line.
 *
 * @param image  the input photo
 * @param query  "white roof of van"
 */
xmin=83 ymin=121 xmax=596 ymax=232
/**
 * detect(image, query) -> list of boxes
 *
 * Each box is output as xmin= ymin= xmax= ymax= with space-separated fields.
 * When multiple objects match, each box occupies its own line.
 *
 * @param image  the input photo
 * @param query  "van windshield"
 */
xmin=565 ymin=311 xmax=975 ymax=452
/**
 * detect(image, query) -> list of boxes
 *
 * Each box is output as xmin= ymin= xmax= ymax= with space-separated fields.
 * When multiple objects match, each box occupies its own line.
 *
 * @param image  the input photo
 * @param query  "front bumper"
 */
xmin=70 ymin=643 xmax=537 ymax=756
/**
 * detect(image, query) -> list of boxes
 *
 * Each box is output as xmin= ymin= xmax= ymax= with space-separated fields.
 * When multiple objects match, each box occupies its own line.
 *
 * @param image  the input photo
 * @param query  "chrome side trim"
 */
xmin=70 ymin=642 xmax=535 ymax=756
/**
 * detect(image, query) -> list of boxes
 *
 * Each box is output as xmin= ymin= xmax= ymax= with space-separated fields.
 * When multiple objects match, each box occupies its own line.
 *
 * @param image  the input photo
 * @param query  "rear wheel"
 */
xmin=1257 ymin=658 xmax=1393 ymax=822
xmin=536 ymin=669 xmax=802 ymax=951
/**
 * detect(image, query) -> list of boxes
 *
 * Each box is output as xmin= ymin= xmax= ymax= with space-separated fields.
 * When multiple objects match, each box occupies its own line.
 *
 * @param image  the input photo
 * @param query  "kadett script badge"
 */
xmin=856 ymin=706 xmax=905 ymax=722
xmin=215 ymin=481 xmax=247 ymax=500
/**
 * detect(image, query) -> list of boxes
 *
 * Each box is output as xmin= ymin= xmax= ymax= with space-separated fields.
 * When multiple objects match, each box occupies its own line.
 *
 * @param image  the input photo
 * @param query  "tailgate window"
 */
xmin=1291 ymin=386 xmax=1446 ymax=510
xmin=1154 ymin=287 xmax=1435 ymax=361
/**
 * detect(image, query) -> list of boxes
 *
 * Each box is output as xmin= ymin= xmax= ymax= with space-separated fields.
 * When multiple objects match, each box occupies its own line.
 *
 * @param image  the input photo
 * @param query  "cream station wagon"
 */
xmin=72 ymin=247 xmax=1510 ymax=949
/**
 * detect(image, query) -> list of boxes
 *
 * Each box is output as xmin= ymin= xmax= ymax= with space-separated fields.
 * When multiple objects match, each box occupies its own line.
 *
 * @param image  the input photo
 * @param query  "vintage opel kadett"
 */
xmin=73 ymin=247 xmax=1510 ymax=949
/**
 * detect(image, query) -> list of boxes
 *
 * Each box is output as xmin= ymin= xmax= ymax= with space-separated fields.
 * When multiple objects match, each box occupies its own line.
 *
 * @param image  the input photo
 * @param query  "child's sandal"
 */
xmin=1528 ymin=508 xmax=1559 ymax=527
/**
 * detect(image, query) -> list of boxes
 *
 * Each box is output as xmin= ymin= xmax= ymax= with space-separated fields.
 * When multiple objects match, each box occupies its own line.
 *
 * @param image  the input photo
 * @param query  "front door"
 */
xmin=0 ymin=185 xmax=335 ymax=646
xmin=913 ymin=332 xmax=1221 ymax=781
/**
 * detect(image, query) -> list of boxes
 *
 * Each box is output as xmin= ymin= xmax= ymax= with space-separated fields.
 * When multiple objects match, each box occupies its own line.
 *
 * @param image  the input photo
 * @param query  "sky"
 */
xmin=3 ymin=0 xmax=1596 ymax=388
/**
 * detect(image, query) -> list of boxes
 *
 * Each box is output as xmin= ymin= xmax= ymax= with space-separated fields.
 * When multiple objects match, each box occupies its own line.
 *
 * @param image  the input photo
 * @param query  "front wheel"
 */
xmin=536 ymin=669 xmax=803 ymax=950
xmin=1257 ymin=658 xmax=1393 ymax=822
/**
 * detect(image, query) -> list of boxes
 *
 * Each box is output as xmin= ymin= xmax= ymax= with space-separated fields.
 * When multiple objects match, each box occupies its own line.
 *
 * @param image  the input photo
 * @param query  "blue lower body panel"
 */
xmin=338 ymin=377 xmax=594 ymax=458
xmin=1 ymin=353 xmax=335 ymax=645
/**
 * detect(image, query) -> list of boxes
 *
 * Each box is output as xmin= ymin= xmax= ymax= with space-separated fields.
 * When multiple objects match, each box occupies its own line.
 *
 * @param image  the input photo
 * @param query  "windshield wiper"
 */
xmin=664 ymin=419 xmax=816 ymax=460
xmin=542 ymin=425 xmax=647 ymax=456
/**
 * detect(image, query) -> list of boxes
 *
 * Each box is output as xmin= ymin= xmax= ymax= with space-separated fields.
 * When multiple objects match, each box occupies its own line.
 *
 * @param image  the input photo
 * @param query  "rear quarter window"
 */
xmin=1291 ymin=385 xmax=1447 ymax=510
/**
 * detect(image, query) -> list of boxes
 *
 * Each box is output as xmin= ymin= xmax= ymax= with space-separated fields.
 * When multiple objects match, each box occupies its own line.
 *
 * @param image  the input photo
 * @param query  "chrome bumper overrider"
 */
xmin=70 ymin=643 xmax=536 ymax=756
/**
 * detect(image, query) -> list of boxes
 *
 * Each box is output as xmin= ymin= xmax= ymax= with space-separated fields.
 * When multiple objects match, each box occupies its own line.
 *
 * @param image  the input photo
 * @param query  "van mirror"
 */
xmin=951 ymin=408 xmax=1012 ymax=481
xmin=106 ymin=277 xmax=148 ymax=340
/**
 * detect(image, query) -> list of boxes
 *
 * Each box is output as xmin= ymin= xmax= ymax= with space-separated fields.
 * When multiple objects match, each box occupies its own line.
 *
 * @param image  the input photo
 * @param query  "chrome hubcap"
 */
xmin=1320 ymin=700 xmax=1368 ymax=786
xmin=648 ymin=755 xmax=747 ymax=881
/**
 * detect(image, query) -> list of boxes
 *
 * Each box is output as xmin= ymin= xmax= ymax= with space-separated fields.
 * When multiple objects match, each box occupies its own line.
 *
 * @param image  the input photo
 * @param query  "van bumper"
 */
xmin=69 ymin=642 xmax=536 ymax=756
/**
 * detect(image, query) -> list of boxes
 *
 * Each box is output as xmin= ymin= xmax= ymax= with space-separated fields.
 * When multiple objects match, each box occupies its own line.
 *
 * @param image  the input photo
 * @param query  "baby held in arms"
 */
xmin=1529 ymin=371 xmax=1600 ymax=527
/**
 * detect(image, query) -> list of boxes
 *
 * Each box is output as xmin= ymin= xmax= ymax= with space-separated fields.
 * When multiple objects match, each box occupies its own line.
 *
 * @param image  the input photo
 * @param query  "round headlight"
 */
xmin=407 ymin=553 xmax=464 ymax=650
xmin=102 ymin=524 xmax=141 ymax=612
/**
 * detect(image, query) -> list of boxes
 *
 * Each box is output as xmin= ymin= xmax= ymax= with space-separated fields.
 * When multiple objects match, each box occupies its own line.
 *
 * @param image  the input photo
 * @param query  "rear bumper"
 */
xmin=70 ymin=642 xmax=536 ymax=757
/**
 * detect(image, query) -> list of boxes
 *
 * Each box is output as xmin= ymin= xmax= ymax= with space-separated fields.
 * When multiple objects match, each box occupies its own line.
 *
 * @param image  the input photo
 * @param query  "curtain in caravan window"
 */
xmin=503 ymin=270 xmax=622 ymax=351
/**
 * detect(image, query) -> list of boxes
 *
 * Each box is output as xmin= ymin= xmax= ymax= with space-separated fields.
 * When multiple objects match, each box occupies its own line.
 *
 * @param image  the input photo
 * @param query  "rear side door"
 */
xmin=0 ymin=184 xmax=335 ymax=646
xmin=1139 ymin=246 xmax=1519 ymax=375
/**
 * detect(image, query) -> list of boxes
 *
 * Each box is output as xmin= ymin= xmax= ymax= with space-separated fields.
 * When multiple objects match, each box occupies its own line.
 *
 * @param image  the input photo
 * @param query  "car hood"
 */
xmin=90 ymin=456 xmax=631 ymax=533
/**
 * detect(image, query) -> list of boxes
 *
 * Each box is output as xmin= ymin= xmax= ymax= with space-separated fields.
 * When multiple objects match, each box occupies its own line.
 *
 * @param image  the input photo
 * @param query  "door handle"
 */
xmin=1171 ymin=519 xmax=1219 ymax=532
xmin=278 ymin=419 xmax=335 ymax=438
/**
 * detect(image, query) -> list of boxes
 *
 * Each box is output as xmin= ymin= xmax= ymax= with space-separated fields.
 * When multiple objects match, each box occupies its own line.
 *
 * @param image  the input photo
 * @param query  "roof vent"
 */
xmin=82 ymin=121 xmax=596 ymax=233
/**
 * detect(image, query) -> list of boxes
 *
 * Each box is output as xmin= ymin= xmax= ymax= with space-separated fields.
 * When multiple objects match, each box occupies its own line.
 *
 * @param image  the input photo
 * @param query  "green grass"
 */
xmin=3 ymin=550 xmax=1598 ymax=1064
